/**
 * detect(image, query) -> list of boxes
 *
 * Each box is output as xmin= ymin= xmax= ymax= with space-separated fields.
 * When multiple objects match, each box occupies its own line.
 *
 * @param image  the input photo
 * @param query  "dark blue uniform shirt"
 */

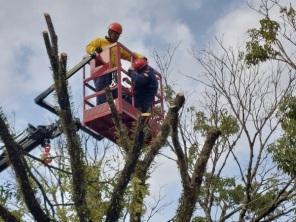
xmin=128 ymin=66 xmax=158 ymax=112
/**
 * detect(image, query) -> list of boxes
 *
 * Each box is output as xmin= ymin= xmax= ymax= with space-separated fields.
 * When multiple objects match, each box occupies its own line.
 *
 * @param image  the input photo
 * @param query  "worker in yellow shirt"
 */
xmin=86 ymin=22 xmax=144 ymax=105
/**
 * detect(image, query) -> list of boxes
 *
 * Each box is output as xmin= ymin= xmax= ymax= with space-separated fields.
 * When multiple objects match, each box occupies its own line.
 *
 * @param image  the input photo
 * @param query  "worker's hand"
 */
xmin=95 ymin=47 xmax=103 ymax=54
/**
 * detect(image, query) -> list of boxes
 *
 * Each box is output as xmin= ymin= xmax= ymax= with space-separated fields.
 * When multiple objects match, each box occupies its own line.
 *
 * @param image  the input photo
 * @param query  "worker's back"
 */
xmin=131 ymin=66 xmax=158 ymax=112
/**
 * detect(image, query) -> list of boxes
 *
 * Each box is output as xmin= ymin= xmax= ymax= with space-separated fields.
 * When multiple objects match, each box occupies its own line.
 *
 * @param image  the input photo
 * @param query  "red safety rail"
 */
xmin=82 ymin=42 xmax=164 ymax=143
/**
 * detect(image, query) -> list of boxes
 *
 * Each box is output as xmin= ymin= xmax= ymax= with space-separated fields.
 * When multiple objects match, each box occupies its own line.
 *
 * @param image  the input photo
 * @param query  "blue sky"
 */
xmin=0 ymin=0 xmax=267 ymax=220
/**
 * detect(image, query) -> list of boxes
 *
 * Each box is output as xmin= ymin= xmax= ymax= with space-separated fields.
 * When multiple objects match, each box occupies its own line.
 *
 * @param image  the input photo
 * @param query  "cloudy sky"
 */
xmin=0 ymin=0 xmax=266 ymax=220
xmin=0 ymin=0 xmax=262 ymax=126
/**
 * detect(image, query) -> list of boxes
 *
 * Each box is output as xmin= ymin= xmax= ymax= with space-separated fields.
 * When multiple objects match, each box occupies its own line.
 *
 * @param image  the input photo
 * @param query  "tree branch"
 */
xmin=0 ymin=112 xmax=51 ymax=222
xmin=0 ymin=203 xmax=20 ymax=222
xmin=129 ymin=93 xmax=185 ymax=222
xmin=252 ymin=178 xmax=295 ymax=222
xmin=171 ymin=111 xmax=191 ymax=191
xmin=105 ymin=86 xmax=129 ymax=151
xmin=43 ymin=13 xmax=89 ymax=222
xmin=105 ymin=116 xmax=146 ymax=222
xmin=174 ymin=128 xmax=221 ymax=222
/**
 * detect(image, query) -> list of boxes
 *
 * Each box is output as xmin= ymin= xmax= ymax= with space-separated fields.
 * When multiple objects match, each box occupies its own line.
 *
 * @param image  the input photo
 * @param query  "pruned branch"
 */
xmin=141 ymin=93 xmax=185 ymax=173
xmin=174 ymin=128 xmax=221 ymax=222
xmin=105 ymin=116 xmax=146 ymax=222
xmin=171 ymin=107 xmax=191 ymax=191
xmin=42 ymin=13 xmax=89 ymax=222
xmin=129 ymin=93 xmax=185 ymax=221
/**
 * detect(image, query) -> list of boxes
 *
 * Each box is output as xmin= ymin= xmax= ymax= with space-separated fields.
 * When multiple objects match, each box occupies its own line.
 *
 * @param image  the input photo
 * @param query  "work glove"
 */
xmin=95 ymin=47 xmax=103 ymax=53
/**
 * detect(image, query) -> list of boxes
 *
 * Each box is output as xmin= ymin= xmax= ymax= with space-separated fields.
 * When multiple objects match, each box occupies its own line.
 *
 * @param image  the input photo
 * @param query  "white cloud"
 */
xmin=3 ymin=0 xmax=279 ymax=220
xmin=0 ymin=3 xmax=199 ymax=218
xmin=0 ymin=0 xmax=200 ymax=112
xmin=211 ymin=5 xmax=260 ymax=49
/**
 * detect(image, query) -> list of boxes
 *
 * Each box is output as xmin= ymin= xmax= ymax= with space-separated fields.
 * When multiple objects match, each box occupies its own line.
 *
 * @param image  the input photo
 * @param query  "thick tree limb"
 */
xmin=171 ymin=112 xmax=191 ymax=191
xmin=43 ymin=13 xmax=89 ymax=222
xmin=0 ymin=113 xmax=51 ymax=222
xmin=141 ymin=93 xmax=185 ymax=173
xmin=129 ymin=161 xmax=147 ymax=222
xmin=104 ymin=93 xmax=185 ymax=222
xmin=105 ymin=116 xmax=146 ymax=222
xmin=129 ymin=93 xmax=185 ymax=222
xmin=105 ymin=87 xmax=129 ymax=151
xmin=174 ymin=128 xmax=221 ymax=222
xmin=192 ymin=128 xmax=222 ymax=186
xmin=0 ymin=203 xmax=20 ymax=222
xmin=44 ymin=13 xmax=58 ymax=60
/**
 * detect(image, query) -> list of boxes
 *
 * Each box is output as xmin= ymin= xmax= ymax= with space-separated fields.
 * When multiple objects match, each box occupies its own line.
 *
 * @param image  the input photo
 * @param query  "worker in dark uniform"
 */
xmin=86 ymin=22 xmax=144 ymax=105
xmin=124 ymin=58 xmax=158 ymax=113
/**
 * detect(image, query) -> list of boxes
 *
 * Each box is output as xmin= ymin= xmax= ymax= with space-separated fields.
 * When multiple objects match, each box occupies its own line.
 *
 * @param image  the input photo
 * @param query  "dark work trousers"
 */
xmin=94 ymin=72 xmax=117 ymax=105
xmin=135 ymin=95 xmax=155 ymax=113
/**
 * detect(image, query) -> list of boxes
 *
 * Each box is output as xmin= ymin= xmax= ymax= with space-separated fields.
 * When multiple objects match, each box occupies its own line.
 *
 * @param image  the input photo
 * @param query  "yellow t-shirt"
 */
xmin=86 ymin=37 xmax=143 ymax=67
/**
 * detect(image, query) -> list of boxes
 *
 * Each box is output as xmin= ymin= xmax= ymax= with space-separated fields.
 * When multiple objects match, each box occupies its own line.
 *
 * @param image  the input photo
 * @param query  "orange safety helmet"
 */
xmin=132 ymin=58 xmax=148 ymax=71
xmin=108 ymin=22 xmax=122 ymax=34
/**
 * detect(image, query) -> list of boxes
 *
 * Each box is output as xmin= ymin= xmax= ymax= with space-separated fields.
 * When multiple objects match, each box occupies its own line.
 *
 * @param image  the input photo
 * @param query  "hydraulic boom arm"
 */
xmin=0 ymin=122 xmax=61 ymax=173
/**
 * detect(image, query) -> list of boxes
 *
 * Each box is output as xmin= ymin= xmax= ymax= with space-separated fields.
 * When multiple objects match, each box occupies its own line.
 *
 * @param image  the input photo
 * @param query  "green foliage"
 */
xmin=249 ymin=190 xmax=277 ymax=215
xmin=194 ymin=109 xmax=239 ymax=137
xmin=278 ymin=96 xmax=296 ymax=135
xmin=245 ymin=2 xmax=296 ymax=67
xmin=258 ymin=18 xmax=280 ymax=42
xmin=187 ymin=142 xmax=199 ymax=172
xmin=194 ymin=111 xmax=211 ymax=134
xmin=269 ymin=136 xmax=296 ymax=176
xmin=268 ymin=96 xmax=296 ymax=176
xmin=220 ymin=114 xmax=240 ymax=136
xmin=187 ymin=108 xmax=239 ymax=171
xmin=0 ymin=181 xmax=25 ymax=221
xmin=84 ymin=163 xmax=109 ymax=221
xmin=228 ymin=184 xmax=245 ymax=205
xmin=200 ymin=175 xmax=281 ymax=218
xmin=128 ymin=176 xmax=149 ymax=216
xmin=201 ymin=174 xmax=244 ymax=205
xmin=164 ymin=84 xmax=176 ymax=103
xmin=191 ymin=216 xmax=206 ymax=222
xmin=0 ymin=182 xmax=14 ymax=204
xmin=245 ymin=18 xmax=280 ymax=66
xmin=280 ymin=5 xmax=296 ymax=20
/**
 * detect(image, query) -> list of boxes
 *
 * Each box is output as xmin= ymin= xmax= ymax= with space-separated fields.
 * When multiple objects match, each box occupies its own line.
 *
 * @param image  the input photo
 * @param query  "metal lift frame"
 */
xmin=34 ymin=54 xmax=103 ymax=140
xmin=0 ymin=54 xmax=103 ymax=173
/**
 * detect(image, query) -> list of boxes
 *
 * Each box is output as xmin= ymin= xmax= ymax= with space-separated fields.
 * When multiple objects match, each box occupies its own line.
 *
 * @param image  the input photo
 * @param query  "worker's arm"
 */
xmin=120 ymin=48 xmax=145 ymax=61
xmin=86 ymin=38 xmax=105 ymax=54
